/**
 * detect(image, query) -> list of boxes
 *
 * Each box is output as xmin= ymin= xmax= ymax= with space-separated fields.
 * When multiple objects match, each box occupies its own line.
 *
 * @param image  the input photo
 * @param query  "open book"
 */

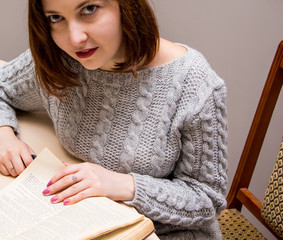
xmin=0 ymin=148 xmax=155 ymax=240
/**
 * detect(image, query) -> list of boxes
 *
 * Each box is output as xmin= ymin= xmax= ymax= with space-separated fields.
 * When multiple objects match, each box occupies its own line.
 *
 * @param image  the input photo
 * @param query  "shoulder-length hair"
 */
xmin=28 ymin=0 xmax=160 ymax=98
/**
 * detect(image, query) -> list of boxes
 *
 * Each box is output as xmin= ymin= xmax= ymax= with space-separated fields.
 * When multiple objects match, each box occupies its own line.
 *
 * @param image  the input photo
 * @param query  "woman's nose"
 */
xmin=68 ymin=22 xmax=88 ymax=47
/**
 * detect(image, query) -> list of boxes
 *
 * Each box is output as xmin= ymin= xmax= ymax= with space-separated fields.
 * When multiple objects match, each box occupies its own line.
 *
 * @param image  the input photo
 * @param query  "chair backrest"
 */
xmin=226 ymin=41 xmax=283 ymax=239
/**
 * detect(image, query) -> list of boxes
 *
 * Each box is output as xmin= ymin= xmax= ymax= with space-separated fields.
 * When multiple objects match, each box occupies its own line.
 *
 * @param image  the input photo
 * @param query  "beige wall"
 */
xmin=0 ymin=0 xmax=29 ymax=61
xmin=1 ymin=1 xmax=283 ymax=239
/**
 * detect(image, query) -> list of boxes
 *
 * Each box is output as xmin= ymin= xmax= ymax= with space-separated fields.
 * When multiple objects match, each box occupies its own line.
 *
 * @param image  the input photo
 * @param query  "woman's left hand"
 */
xmin=42 ymin=162 xmax=135 ymax=205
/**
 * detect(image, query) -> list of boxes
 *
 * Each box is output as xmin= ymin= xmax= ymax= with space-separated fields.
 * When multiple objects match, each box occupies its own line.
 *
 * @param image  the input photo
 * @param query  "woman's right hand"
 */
xmin=0 ymin=126 xmax=35 ymax=176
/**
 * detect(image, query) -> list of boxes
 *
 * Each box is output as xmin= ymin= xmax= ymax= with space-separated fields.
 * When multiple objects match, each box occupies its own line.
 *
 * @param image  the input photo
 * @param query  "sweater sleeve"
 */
xmin=125 ymin=83 xmax=228 ymax=231
xmin=0 ymin=49 xmax=45 ymax=132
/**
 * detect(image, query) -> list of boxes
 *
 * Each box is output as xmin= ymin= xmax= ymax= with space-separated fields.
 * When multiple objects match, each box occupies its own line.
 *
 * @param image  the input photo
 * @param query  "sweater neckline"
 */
xmin=87 ymin=44 xmax=192 ymax=77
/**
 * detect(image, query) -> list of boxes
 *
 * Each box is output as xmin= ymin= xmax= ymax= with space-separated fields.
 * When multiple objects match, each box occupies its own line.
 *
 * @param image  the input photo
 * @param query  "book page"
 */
xmin=0 ymin=148 xmax=145 ymax=240
xmin=0 ymin=148 xmax=66 ymax=239
xmin=11 ymin=198 xmax=144 ymax=240
xmin=93 ymin=217 xmax=155 ymax=240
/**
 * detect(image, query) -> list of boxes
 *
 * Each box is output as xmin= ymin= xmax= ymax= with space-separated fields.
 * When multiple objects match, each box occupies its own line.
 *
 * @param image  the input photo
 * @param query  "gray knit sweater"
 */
xmin=0 ymin=45 xmax=228 ymax=239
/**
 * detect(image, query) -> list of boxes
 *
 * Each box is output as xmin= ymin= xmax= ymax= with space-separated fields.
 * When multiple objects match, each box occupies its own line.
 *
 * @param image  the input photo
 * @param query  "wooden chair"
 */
xmin=218 ymin=41 xmax=283 ymax=239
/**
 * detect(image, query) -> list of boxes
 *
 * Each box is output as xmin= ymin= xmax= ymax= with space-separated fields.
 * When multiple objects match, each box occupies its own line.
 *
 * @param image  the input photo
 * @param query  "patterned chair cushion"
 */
xmin=218 ymin=209 xmax=266 ymax=239
xmin=261 ymin=140 xmax=283 ymax=238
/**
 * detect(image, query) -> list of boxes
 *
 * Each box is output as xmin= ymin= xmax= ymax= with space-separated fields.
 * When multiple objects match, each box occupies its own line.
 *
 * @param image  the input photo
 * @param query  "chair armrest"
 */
xmin=237 ymin=188 xmax=278 ymax=236
xmin=237 ymin=188 xmax=262 ymax=216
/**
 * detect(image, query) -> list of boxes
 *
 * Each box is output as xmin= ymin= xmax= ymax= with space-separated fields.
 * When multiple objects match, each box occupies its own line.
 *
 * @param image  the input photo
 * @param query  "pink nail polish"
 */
xmin=47 ymin=180 xmax=52 ymax=187
xmin=63 ymin=199 xmax=70 ymax=205
xmin=51 ymin=196 xmax=59 ymax=202
xmin=42 ymin=188 xmax=50 ymax=195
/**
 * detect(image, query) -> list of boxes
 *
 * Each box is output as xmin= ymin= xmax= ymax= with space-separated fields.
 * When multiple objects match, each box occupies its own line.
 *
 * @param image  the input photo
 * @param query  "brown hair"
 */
xmin=28 ymin=0 xmax=160 ymax=97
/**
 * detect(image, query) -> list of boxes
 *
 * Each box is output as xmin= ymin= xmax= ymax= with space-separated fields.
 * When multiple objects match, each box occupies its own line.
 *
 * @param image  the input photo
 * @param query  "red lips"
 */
xmin=76 ymin=47 xmax=98 ymax=59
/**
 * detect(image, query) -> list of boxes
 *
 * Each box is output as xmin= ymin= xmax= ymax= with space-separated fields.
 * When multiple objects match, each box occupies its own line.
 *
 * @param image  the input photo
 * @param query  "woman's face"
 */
xmin=42 ymin=0 xmax=124 ymax=70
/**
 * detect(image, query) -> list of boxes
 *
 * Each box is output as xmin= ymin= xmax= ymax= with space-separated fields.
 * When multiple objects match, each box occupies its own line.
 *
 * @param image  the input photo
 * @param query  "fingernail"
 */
xmin=51 ymin=196 xmax=59 ymax=202
xmin=47 ymin=180 xmax=52 ymax=187
xmin=42 ymin=188 xmax=50 ymax=195
xmin=63 ymin=199 xmax=70 ymax=205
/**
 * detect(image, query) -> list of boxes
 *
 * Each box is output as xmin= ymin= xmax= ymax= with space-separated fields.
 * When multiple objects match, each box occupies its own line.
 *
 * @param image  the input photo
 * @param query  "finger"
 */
xmin=7 ymin=163 xmax=18 ymax=177
xmin=48 ymin=164 xmax=79 ymax=186
xmin=0 ymin=164 xmax=9 ymax=176
xmin=43 ymin=171 xmax=81 ymax=196
xmin=21 ymin=149 xmax=35 ymax=168
xmin=63 ymin=188 xmax=93 ymax=205
xmin=3 ymin=154 xmax=19 ymax=176
xmin=3 ymin=148 xmax=30 ymax=176
xmin=1 ymin=151 xmax=23 ymax=176
xmin=10 ymin=155 xmax=26 ymax=176
xmin=50 ymin=181 xmax=89 ymax=204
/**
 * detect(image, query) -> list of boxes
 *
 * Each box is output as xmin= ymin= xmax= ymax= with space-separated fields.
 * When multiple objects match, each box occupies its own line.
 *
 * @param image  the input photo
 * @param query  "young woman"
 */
xmin=0 ymin=0 xmax=228 ymax=239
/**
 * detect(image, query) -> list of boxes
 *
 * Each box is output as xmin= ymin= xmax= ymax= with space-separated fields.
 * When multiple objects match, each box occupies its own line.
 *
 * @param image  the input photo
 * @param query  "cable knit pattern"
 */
xmin=0 ymin=45 xmax=228 ymax=239
xmin=0 ymin=50 xmax=44 ymax=133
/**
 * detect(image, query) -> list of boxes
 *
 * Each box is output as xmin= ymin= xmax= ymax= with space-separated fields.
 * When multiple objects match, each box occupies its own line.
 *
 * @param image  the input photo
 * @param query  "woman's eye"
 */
xmin=81 ymin=5 xmax=97 ymax=15
xmin=48 ymin=15 xmax=63 ymax=23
